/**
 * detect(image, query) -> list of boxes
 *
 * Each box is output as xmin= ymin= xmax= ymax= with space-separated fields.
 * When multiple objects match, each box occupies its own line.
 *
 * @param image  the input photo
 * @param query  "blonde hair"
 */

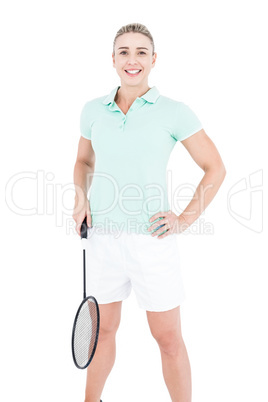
xmin=113 ymin=23 xmax=155 ymax=56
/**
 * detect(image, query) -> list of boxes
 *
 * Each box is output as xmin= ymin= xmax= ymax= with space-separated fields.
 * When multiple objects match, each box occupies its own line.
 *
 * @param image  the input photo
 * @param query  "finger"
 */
xmin=157 ymin=230 xmax=170 ymax=239
xmin=86 ymin=214 xmax=92 ymax=228
xmin=77 ymin=220 xmax=83 ymax=236
xmin=151 ymin=224 xmax=168 ymax=237
xmin=149 ymin=211 xmax=165 ymax=222
xmin=148 ymin=220 xmax=167 ymax=232
xmin=155 ymin=223 xmax=166 ymax=231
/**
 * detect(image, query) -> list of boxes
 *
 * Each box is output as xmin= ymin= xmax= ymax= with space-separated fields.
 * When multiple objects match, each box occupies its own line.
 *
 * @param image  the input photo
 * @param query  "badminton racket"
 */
xmin=71 ymin=217 xmax=100 ymax=369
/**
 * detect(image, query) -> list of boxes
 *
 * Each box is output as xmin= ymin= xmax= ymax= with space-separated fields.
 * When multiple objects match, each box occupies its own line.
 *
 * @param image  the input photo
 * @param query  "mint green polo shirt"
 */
xmin=80 ymin=85 xmax=203 ymax=235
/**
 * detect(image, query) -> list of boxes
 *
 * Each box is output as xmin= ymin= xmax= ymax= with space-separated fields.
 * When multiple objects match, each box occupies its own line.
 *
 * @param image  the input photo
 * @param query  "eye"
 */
xmin=119 ymin=51 xmax=146 ymax=55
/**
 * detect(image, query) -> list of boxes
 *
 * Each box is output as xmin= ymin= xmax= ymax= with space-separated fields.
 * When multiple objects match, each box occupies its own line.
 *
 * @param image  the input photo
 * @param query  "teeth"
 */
xmin=126 ymin=70 xmax=141 ymax=74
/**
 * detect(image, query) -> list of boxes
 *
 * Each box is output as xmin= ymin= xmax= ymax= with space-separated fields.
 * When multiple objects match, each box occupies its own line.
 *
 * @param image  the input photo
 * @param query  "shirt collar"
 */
xmin=102 ymin=85 xmax=160 ymax=105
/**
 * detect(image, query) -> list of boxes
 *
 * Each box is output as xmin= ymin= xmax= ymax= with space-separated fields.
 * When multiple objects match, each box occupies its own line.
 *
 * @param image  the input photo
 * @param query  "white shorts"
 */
xmin=83 ymin=226 xmax=186 ymax=312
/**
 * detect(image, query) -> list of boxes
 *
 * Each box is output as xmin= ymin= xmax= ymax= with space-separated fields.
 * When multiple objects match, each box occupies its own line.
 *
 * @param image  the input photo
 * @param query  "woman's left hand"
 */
xmin=147 ymin=210 xmax=189 ymax=239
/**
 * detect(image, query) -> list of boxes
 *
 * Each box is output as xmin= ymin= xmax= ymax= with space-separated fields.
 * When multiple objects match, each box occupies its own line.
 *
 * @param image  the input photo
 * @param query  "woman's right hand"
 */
xmin=72 ymin=194 xmax=92 ymax=236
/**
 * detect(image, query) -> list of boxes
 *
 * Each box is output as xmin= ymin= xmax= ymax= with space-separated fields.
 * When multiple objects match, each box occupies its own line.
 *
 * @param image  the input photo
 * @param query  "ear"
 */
xmin=152 ymin=52 xmax=157 ymax=67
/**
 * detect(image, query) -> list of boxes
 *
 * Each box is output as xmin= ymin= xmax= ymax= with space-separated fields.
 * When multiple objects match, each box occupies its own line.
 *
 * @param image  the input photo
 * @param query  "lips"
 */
xmin=125 ymin=69 xmax=142 ymax=77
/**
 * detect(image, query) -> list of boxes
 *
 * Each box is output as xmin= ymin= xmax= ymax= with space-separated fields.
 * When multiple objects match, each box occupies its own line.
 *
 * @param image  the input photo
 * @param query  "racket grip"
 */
xmin=81 ymin=216 xmax=88 ymax=239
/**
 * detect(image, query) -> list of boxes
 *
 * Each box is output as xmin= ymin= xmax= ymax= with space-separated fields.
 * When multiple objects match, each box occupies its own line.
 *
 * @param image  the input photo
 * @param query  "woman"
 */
xmin=73 ymin=23 xmax=226 ymax=402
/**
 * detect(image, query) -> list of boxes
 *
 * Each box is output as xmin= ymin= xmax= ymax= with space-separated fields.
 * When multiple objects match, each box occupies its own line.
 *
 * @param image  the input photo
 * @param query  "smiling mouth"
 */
xmin=125 ymin=70 xmax=142 ymax=77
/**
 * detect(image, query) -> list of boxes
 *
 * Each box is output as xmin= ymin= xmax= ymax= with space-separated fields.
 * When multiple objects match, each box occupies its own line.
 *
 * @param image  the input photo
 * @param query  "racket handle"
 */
xmin=81 ymin=216 xmax=88 ymax=300
xmin=81 ymin=216 xmax=88 ymax=239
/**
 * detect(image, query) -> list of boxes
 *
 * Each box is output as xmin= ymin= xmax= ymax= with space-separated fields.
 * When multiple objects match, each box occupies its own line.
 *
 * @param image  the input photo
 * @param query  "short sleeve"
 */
xmin=172 ymin=102 xmax=203 ymax=142
xmin=80 ymin=102 xmax=92 ymax=140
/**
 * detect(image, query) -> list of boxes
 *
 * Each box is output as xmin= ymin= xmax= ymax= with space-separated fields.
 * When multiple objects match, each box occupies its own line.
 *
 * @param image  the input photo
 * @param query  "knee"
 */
xmin=97 ymin=301 xmax=122 ymax=341
xmin=152 ymin=330 xmax=184 ymax=356
xmin=99 ymin=317 xmax=120 ymax=341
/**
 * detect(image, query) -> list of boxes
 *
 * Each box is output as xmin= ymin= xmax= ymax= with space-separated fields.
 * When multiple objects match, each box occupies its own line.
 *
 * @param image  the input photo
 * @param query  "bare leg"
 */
xmin=84 ymin=301 xmax=122 ymax=402
xmin=146 ymin=306 xmax=192 ymax=402
xmin=160 ymin=336 xmax=192 ymax=401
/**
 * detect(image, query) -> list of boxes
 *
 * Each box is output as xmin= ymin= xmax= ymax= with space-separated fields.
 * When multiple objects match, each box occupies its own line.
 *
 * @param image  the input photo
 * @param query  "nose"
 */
xmin=126 ymin=56 xmax=139 ymax=65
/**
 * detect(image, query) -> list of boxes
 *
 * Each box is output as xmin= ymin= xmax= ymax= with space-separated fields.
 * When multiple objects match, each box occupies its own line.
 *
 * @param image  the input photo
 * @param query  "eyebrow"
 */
xmin=117 ymin=47 xmax=148 ymax=50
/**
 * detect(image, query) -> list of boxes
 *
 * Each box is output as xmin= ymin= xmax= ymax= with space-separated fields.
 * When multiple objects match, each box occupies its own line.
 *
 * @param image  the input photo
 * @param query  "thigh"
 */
xmin=146 ymin=305 xmax=182 ymax=340
xmin=124 ymin=233 xmax=186 ymax=312
xmin=85 ymin=227 xmax=132 ymax=303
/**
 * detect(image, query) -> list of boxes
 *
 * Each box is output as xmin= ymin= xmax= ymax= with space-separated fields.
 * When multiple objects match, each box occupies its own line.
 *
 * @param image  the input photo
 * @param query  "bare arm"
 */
xmin=178 ymin=128 xmax=226 ymax=228
xmin=72 ymin=136 xmax=95 ymax=234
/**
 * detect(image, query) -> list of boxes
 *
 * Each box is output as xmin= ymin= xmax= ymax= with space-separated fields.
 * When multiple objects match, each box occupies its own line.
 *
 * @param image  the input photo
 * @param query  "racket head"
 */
xmin=71 ymin=295 xmax=100 ymax=369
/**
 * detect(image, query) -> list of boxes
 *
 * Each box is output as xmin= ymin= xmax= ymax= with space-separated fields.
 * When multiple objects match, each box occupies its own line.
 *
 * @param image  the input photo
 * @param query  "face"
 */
xmin=112 ymin=32 xmax=157 ymax=88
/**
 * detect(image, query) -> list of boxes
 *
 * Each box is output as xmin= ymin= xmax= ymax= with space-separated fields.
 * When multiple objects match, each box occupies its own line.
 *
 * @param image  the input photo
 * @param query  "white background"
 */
xmin=1 ymin=0 xmax=267 ymax=401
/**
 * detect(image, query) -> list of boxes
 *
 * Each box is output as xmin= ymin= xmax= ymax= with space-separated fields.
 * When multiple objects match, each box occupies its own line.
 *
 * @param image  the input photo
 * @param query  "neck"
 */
xmin=115 ymin=84 xmax=151 ymax=106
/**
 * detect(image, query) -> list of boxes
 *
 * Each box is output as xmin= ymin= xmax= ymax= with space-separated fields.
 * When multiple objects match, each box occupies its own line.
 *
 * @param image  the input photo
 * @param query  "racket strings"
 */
xmin=73 ymin=298 xmax=99 ymax=368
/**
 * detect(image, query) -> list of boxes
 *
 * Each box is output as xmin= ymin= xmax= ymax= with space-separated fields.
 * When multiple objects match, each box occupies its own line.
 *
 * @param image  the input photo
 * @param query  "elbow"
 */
xmin=217 ymin=161 xmax=226 ymax=178
xmin=75 ymin=158 xmax=95 ymax=169
xmin=220 ymin=162 xmax=227 ymax=180
xmin=222 ymin=164 xmax=227 ymax=178
xmin=218 ymin=163 xmax=227 ymax=186
xmin=204 ymin=161 xmax=227 ymax=181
